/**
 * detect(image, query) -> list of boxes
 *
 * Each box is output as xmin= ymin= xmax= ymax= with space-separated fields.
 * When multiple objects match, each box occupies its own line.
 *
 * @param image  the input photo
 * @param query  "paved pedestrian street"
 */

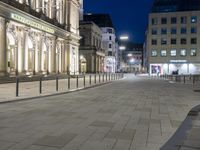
xmin=0 ymin=74 xmax=200 ymax=150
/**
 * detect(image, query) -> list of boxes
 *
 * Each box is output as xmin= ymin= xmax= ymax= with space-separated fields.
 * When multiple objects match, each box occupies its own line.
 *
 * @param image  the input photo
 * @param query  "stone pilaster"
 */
xmin=0 ymin=17 xmax=7 ymax=76
xmin=23 ymin=28 xmax=29 ymax=73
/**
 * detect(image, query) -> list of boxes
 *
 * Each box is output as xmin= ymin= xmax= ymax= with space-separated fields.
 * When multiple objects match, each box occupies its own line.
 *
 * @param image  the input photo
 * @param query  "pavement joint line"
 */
xmin=0 ymin=77 xmax=125 ymax=104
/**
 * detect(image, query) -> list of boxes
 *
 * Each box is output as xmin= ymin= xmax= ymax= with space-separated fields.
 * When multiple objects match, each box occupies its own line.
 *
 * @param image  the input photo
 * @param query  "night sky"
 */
xmin=84 ymin=0 xmax=154 ymax=43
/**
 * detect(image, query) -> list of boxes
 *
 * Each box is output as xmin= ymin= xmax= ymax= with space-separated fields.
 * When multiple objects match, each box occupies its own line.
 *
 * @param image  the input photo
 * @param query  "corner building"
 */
xmin=0 ymin=0 xmax=81 ymax=76
xmin=147 ymin=0 xmax=200 ymax=75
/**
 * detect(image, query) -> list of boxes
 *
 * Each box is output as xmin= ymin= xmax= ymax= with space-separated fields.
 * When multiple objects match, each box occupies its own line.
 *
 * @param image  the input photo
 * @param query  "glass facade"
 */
xmin=152 ymin=0 xmax=200 ymax=13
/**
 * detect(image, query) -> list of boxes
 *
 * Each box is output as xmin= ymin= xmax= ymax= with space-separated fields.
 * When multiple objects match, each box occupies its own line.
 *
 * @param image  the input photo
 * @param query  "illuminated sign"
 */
xmin=170 ymin=60 xmax=187 ymax=63
xmin=11 ymin=13 xmax=55 ymax=34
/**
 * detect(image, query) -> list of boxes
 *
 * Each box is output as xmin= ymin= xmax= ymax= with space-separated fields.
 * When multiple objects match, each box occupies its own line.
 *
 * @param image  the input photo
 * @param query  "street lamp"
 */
xmin=120 ymin=35 xmax=129 ymax=41
xmin=119 ymin=46 xmax=126 ymax=50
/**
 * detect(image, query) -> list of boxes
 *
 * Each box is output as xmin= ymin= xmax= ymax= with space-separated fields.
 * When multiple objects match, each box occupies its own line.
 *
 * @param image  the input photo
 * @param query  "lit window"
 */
xmin=180 ymin=49 xmax=187 ymax=56
xmin=191 ymin=49 xmax=197 ymax=56
xmin=191 ymin=16 xmax=197 ymax=23
xmin=152 ymin=50 xmax=157 ymax=57
xmin=170 ymin=49 xmax=176 ymax=56
xmin=161 ymin=50 xmax=167 ymax=57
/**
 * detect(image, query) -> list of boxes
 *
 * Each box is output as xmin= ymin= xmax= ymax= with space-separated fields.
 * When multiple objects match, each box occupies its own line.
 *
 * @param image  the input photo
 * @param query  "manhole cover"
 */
xmin=194 ymin=90 xmax=200 ymax=92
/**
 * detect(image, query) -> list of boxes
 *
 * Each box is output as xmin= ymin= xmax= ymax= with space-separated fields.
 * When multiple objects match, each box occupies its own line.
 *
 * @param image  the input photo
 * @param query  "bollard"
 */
xmin=99 ymin=74 xmax=101 ymax=83
xmin=106 ymin=73 xmax=108 ymax=82
xmin=76 ymin=76 xmax=79 ymax=89
xmin=68 ymin=77 xmax=70 ymax=90
xmin=95 ymin=74 xmax=96 ymax=84
xmin=56 ymin=76 xmax=59 ymax=91
xmin=183 ymin=76 xmax=186 ymax=84
xmin=83 ymin=75 xmax=86 ymax=87
xmin=16 ymin=77 xmax=19 ymax=97
xmin=90 ymin=75 xmax=92 ymax=85
xmin=193 ymin=75 xmax=195 ymax=84
xmin=103 ymin=74 xmax=104 ymax=82
xmin=109 ymin=73 xmax=111 ymax=81
xmin=39 ymin=77 xmax=42 ymax=94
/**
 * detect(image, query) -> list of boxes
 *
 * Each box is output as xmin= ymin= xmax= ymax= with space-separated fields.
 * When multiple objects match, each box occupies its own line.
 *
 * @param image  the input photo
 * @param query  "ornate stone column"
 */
xmin=39 ymin=34 xmax=45 ymax=73
xmin=50 ymin=37 xmax=56 ymax=73
xmin=0 ymin=17 xmax=7 ymax=76
xmin=61 ymin=41 xmax=65 ymax=73
xmin=23 ymin=28 xmax=29 ymax=73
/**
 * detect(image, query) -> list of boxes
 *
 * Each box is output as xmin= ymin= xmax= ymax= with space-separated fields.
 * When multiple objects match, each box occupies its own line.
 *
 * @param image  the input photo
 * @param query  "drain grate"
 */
xmin=194 ymin=90 xmax=200 ymax=92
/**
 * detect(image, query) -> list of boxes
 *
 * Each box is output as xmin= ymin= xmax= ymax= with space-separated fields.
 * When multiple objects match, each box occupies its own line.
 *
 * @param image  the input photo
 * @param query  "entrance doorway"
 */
xmin=7 ymin=32 xmax=16 ymax=75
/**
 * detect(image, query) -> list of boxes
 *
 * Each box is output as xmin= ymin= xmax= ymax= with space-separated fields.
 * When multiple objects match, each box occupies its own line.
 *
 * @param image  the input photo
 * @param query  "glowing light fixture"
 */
xmin=127 ymin=54 xmax=132 ymax=57
xmin=119 ymin=46 xmax=126 ymax=50
xmin=120 ymin=35 xmax=129 ymax=40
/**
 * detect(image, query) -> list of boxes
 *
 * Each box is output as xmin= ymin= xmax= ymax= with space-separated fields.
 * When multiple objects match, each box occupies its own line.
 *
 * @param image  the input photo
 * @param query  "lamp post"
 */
xmin=119 ymin=35 xmax=129 ymax=73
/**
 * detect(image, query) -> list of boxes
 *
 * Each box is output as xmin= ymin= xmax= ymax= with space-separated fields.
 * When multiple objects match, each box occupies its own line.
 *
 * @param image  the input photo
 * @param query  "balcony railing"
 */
xmin=0 ymin=0 xmax=65 ymax=30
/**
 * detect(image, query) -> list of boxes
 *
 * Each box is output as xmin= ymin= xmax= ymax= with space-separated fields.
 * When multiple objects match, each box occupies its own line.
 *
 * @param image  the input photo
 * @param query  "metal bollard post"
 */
xmin=90 ymin=75 xmax=91 ymax=85
xmin=84 ymin=75 xmax=86 ymax=87
xmin=99 ymin=74 xmax=101 ymax=83
xmin=16 ymin=77 xmax=19 ymax=97
xmin=56 ymin=76 xmax=59 ymax=91
xmin=193 ymin=75 xmax=195 ymax=84
xmin=95 ymin=74 xmax=96 ymax=84
xmin=103 ymin=74 xmax=104 ymax=82
xmin=68 ymin=77 xmax=70 ymax=90
xmin=76 ymin=76 xmax=79 ymax=89
xmin=106 ymin=73 xmax=108 ymax=82
xmin=184 ymin=76 xmax=186 ymax=84
xmin=39 ymin=77 xmax=42 ymax=94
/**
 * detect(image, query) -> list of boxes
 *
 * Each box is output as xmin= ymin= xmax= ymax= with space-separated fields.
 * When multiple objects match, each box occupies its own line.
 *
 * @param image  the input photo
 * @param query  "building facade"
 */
xmin=79 ymin=21 xmax=105 ymax=73
xmin=0 ymin=0 xmax=81 ymax=76
xmin=147 ymin=0 xmax=200 ymax=75
xmin=121 ymin=43 xmax=143 ymax=73
xmin=84 ymin=14 xmax=117 ymax=73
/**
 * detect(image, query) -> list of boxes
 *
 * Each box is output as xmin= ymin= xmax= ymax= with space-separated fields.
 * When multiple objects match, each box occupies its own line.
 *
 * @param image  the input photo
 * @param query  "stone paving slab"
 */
xmin=0 ymin=74 xmax=199 ymax=150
